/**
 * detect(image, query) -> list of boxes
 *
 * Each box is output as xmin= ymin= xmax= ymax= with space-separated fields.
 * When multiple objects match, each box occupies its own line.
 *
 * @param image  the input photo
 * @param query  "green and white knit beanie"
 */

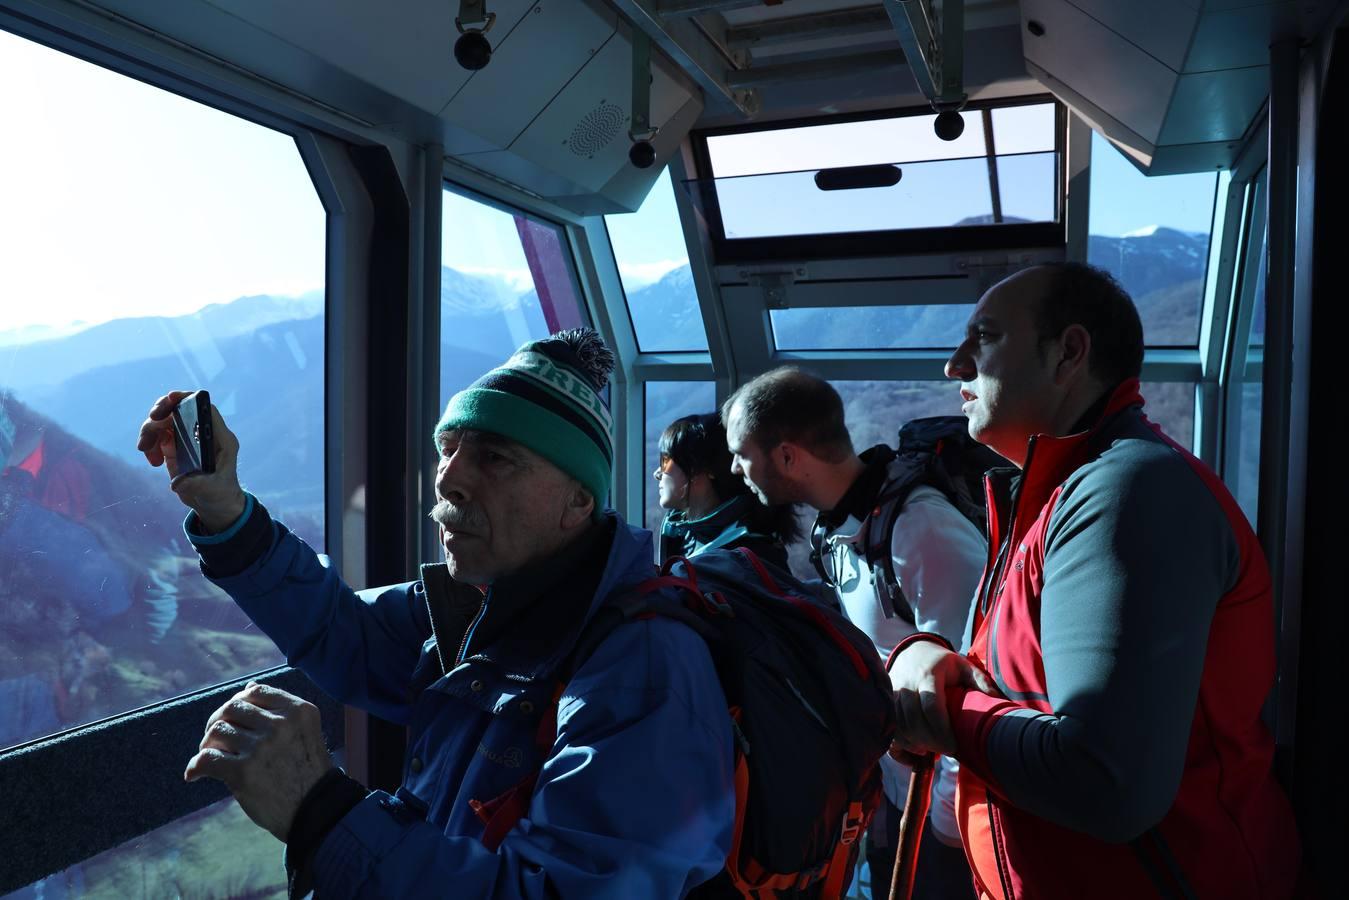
xmin=434 ymin=328 xmax=616 ymax=503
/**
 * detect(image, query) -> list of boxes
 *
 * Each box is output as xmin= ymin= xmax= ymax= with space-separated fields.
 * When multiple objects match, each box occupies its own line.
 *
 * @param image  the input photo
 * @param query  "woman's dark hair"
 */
xmin=659 ymin=412 xmax=800 ymax=544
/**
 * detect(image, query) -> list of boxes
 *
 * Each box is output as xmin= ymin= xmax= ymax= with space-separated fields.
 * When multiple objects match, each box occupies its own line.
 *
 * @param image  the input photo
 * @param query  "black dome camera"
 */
xmin=629 ymin=140 xmax=656 ymax=169
xmin=934 ymin=109 xmax=965 ymax=141
xmin=454 ymin=30 xmax=492 ymax=71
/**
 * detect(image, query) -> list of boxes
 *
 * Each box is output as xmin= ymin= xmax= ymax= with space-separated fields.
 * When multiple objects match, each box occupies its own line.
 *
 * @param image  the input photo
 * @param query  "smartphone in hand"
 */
xmin=171 ymin=390 xmax=215 ymax=477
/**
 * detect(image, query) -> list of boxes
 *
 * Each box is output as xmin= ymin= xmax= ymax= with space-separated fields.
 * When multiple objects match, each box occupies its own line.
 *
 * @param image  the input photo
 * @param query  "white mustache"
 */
xmin=428 ymin=500 xmax=486 ymax=532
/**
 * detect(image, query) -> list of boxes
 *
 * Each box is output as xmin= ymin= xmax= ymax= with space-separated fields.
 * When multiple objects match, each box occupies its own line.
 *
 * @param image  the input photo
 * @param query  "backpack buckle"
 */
xmin=839 ymin=801 xmax=865 ymax=845
xmin=701 ymin=590 xmax=734 ymax=617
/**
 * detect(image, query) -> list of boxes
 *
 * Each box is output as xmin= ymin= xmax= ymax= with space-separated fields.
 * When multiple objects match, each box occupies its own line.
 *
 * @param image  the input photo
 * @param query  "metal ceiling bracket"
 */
xmin=882 ymin=0 xmax=967 ymax=108
xmin=630 ymin=29 xmax=655 ymax=140
xmin=743 ymin=268 xmax=807 ymax=309
xmin=456 ymin=0 xmax=491 ymax=30
xmin=609 ymin=0 xmax=760 ymax=118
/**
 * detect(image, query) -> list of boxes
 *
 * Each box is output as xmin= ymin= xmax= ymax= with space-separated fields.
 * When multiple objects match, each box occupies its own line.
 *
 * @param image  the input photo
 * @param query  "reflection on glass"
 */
xmin=706 ymin=109 xmax=991 ymax=177
xmin=1087 ymin=133 xmax=1218 ymax=347
xmin=771 ymin=305 xmax=976 ymax=351
xmin=644 ymin=382 xmax=717 ymax=534
xmin=605 ymin=170 xmax=706 ymax=353
xmin=0 ymin=30 xmax=324 ymax=752
xmin=2 ymin=796 xmax=286 ymax=900
xmin=1143 ymin=382 xmax=1196 ymax=452
xmin=440 ymin=189 xmax=588 ymax=411
xmin=705 ymin=152 xmax=1057 ymax=239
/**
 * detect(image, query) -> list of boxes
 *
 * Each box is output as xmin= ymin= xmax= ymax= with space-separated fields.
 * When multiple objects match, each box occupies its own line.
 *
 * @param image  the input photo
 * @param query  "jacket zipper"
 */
xmin=987 ymin=798 xmax=1016 ymax=900
xmin=455 ymin=591 xmax=488 ymax=667
xmin=978 ymin=439 xmax=1035 ymax=620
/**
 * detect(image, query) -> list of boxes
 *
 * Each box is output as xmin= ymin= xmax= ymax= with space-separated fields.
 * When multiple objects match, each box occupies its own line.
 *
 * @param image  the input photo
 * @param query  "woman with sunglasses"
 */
xmin=653 ymin=413 xmax=798 ymax=567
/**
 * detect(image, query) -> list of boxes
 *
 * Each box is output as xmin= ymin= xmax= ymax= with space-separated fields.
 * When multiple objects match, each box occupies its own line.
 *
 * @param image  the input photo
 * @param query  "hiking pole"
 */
xmin=889 ymin=753 xmax=935 ymax=900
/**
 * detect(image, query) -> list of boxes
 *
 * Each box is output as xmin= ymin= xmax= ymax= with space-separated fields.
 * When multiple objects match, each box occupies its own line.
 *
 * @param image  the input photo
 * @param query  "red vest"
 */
xmin=955 ymin=380 xmax=1300 ymax=900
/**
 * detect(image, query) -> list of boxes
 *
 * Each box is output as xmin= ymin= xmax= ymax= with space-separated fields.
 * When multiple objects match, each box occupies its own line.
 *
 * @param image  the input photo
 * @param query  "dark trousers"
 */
xmin=865 ymin=797 xmax=975 ymax=900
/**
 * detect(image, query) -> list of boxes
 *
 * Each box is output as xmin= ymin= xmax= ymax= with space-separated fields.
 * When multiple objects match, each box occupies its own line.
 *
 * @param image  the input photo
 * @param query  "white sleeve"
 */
xmin=888 ymin=485 xmax=986 ymax=650
xmin=888 ymin=486 xmax=987 ymax=839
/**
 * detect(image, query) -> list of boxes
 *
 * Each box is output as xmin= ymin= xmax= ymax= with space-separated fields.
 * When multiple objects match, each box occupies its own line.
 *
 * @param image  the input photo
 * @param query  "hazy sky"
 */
xmin=2 ymin=25 xmax=1218 ymax=336
xmin=0 ymin=28 xmax=325 ymax=333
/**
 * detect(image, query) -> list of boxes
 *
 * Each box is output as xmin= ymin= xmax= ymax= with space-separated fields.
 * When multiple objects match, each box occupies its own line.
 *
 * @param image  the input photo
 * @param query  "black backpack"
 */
xmin=470 ymin=547 xmax=896 ymax=898
xmin=809 ymin=415 xmax=1004 ymax=626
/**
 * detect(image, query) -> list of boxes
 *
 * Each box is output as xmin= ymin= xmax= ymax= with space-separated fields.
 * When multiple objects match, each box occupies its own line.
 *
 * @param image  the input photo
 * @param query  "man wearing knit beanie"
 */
xmin=137 ymin=328 xmax=735 ymax=897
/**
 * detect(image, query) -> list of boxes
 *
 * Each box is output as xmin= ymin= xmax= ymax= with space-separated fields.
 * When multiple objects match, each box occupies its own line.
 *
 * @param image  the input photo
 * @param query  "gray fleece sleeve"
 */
xmin=980 ymin=444 xmax=1240 ymax=842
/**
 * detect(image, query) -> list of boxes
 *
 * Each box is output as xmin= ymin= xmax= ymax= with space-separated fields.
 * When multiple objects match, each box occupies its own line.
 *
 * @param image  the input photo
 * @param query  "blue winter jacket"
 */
xmin=188 ymin=496 xmax=735 ymax=898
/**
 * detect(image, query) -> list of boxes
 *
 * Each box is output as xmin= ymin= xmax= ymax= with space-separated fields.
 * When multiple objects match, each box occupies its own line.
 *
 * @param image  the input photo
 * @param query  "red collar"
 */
xmin=1007 ymin=379 xmax=1145 ymax=534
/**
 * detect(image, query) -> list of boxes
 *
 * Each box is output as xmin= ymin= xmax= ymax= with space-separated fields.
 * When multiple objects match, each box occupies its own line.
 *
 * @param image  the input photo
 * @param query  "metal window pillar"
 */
xmin=1261 ymin=36 xmax=1307 ymax=776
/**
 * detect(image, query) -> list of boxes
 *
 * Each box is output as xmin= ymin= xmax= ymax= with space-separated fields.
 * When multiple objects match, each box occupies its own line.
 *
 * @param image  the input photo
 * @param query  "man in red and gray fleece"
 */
xmin=888 ymin=262 xmax=1302 ymax=899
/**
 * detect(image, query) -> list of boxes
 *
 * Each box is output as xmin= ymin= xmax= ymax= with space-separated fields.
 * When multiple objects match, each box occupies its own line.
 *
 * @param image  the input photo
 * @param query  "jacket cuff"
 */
xmin=885 ymin=631 xmax=956 ymax=672
xmin=185 ymin=493 xmax=273 ymax=577
xmin=950 ymin=689 xmax=1020 ymax=787
xmin=284 ymin=769 xmax=369 ymax=899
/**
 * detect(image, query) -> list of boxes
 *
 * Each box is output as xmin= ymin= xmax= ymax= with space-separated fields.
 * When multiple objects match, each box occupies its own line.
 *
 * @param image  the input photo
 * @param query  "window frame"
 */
xmin=689 ymin=95 xmax=1068 ymax=264
xmin=0 ymin=15 xmax=404 ymax=893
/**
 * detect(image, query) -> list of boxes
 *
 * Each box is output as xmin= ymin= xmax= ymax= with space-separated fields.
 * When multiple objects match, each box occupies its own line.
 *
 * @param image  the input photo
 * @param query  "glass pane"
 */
xmin=643 ymin=381 xmax=717 ymax=534
xmin=440 ymin=189 xmax=587 ymax=410
xmin=1234 ymin=381 xmax=1262 ymax=527
xmin=2 ymin=797 xmax=285 ymax=899
xmin=830 ymin=380 xmax=970 ymax=455
xmin=1087 ymin=132 xmax=1218 ymax=347
xmin=705 ymin=111 xmax=989 ymax=178
xmin=1248 ymin=227 xmax=1267 ymax=352
xmin=995 ymin=152 xmax=1059 ymax=223
xmin=991 ymin=104 xmax=1057 ymax=155
xmin=704 ymin=152 xmax=1056 ymax=239
xmin=771 ymin=305 xmax=976 ymax=350
xmin=0 ymin=30 xmax=324 ymax=751
xmin=701 ymin=102 xmax=1058 ymax=239
xmin=605 ymin=170 xmax=706 ymax=353
xmin=1143 ymin=382 xmax=1196 ymax=451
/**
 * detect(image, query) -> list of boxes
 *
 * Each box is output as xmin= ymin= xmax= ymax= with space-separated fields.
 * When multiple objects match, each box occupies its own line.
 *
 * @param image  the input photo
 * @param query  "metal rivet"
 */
xmin=471 ymin=680 xmax=484 ymax=692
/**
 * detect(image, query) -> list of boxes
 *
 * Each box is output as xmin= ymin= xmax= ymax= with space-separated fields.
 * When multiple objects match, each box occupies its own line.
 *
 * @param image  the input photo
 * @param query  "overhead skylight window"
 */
xmin=693 ymin=100 xmax=1062 ymax=252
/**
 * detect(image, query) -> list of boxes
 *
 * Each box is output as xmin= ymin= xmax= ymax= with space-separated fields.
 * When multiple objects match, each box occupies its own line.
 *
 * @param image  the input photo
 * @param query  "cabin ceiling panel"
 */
xmin=199 ymin=0 xmax=520 ymax=114
xmin=439 ymin=2 xmax=617 ymax=154
xmin=1022 ymin=0 xmax=1176 ymax=144
xmin=1017 ymin=0 xmax=1338 ymax=173
xmin=1186 ymin=4 xmax=1296 ymax=72
xmin=1063 ymin=0 xmax=1201 ymax=71
xmin=1160 ymin=66 xmax=1269 ymax=145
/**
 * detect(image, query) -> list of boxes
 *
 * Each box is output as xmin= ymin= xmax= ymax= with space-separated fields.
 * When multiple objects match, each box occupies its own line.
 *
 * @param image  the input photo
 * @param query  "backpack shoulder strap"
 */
xmin=862 ymin=456 xmax=930 ymax=627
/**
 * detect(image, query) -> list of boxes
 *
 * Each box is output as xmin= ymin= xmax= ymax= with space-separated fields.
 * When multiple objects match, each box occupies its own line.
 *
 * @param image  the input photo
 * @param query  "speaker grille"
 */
xmin=567 ymin=101 xmax=626 ymax=158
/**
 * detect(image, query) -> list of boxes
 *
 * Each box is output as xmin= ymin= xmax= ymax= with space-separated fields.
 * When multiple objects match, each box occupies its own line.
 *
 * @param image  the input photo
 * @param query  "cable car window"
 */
xmin=831 ymin=381 xmax=968 ymax=453
xmin=695 ymin=100 xmax=1060 ymax=241
xmin=643 ymin=381 xmax=716 ymax=533
xmin=1142 ymin=382 xmax=1197 ymax=452
xmin=439 ymin=188 xmax=587 ymax=411
xmin=771 ymin=304 xmax=976 ymax=351
xmin=1087 ymin=132 xmax=1219 ymax=348
xmin=0 ymin=29 xmax=324 ymax=752
xmin=1234 ymin=207 xmax=1268 ymax=527
xmin=604 ymin=169 xmax=707 ymax=353
xmin=3 ymin=795 xmax=286 ymax=898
